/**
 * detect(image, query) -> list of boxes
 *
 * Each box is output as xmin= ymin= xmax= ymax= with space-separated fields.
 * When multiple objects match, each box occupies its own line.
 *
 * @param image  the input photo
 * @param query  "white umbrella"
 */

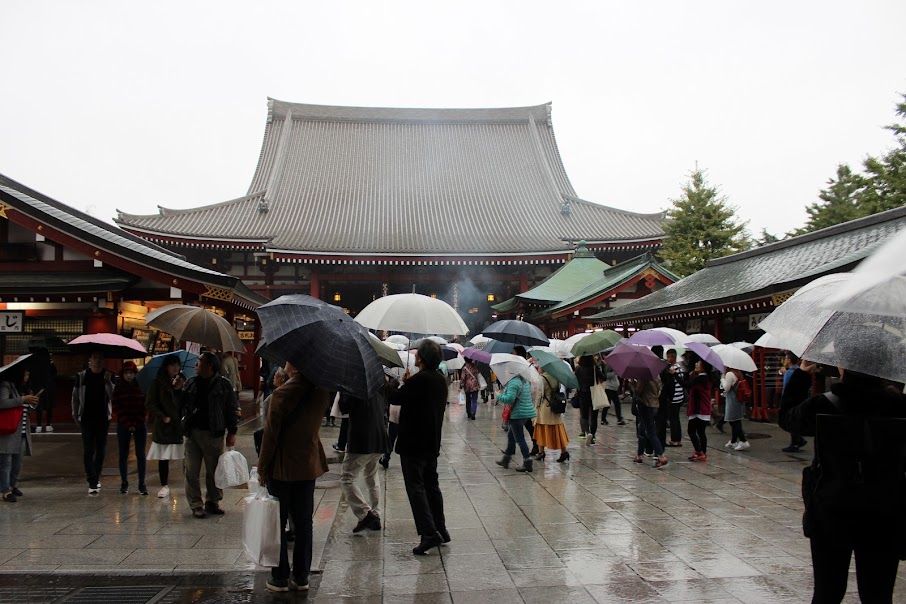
xmin=559 ymin=333 xmax=590 ymax=358
xmin=759 ymin=274 xmax=906 ymax=382
xmin=354 ymin=293 xmax=468 ymax=335
xmin=445 ymin=357 xmax=465 ymax=371
xmin=824 ymin=229 xmax=906 ymax=317
xmin=712 ymin=344 xmax=757 ymax=372
xmin=754 ymin=332 xmax=786 ymax=350
xmin=729 ymin=341 xmax=754 ymax=353
xmin=385 ymin=334 xmax=411 ymax=348
xmin=489 ymin=353 xmax=532 ymax=386
xmin=469 ymin=334 xmax=491 ymax=345
xmin=389 ymin=350 xmax=419 ymax=378
xmin=687 ymin=333 xmax=722 ymax=346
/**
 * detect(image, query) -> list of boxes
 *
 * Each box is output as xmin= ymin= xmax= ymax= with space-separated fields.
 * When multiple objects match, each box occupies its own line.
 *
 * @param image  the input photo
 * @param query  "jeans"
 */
xmin=184 ymin=429 xmax=224 ymax=509
xmin=340 ymin=453 xmax=382 ymax=520
xmin=636 ymin=405 xmax=664 ymax=457
xmin=729 ymin=420 xmax=747 ymax=443
xmin=116 ymin=423 xmax=147 ymax=487
xmin=80 ymin=420 xmax=109 ymax=487
xmin=400 ymin=456 xmax=446 ymax=537
xmin=504 ymin=417 xmax=532 ymax=459
xmin=0 ymin=438 xmax=23 ymax=493
xmin=267 ymin=478 xmax=315 ymax=584
xmin=810 ymin=535 xmax=899 ymax=603
xmin=688 ymin=417 xmax=708 ymax=453
xmin=578 ymin=392 xmax=598 ymax=436
xmin=601 ymin=389 xmax=622 ymax=421
xmin=466 ymin=391 xmax=479 ymax=417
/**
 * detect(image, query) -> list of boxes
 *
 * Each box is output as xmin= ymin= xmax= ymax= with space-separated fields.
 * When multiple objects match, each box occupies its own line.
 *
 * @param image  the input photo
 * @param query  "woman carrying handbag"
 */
xmin=0 ymin=364 xmax=37 ymax=502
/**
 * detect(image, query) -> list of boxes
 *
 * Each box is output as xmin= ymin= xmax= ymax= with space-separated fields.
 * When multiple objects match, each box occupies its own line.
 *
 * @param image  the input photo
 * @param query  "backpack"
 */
xmin=802 ymin=394 xmax=906 ymax=558
xmin=735 ymin=377 xmax=752 ymax=403
xmin=542 ymin=375 xmax=566 ymax=414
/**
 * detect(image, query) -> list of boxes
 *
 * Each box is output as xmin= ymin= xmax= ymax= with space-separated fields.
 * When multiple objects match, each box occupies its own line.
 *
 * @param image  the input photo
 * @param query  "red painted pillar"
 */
xmin=310 ymin=271 xmax=320 ymax=300
xmin=519 ymin=272 xmax=529 ymax=294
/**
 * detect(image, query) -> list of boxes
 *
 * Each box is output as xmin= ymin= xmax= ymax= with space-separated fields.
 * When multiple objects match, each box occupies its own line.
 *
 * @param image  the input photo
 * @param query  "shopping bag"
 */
xmin=458 ymin=391 xmax=466 ymax=405
xmin=243 ymin=486 xmax=281 ymax=567
xmin=389 ymin=404 xmax=401 ymax=424
xmin=0 ymin=407 xmax=24 ymax=436
xmin=247 ymin=466 xmax=260 ymax=494
xmin=215 ymin=448 xmax=251 ymax=488
xmin=590 ymin=383 xmax=610 ymax=410
xmin=478 ymin=374 xmax=488 ymax=391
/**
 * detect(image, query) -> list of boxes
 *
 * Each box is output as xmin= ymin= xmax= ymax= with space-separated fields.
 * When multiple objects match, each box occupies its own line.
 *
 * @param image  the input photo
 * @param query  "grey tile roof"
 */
xmin=0 ymin=174 xmax=268 ymax=308
xmin=116 ymin=100 xmax=665 ymax=255
xmin=590 ymin=206 xmax=906 ymax=323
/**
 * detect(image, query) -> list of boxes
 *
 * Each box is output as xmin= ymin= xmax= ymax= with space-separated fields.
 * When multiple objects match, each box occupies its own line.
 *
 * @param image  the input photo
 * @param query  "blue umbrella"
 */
xmin=137 ymin=350 xmax=197 ymax=392
xmin=473 ymin=338 xmax=515 ymax=354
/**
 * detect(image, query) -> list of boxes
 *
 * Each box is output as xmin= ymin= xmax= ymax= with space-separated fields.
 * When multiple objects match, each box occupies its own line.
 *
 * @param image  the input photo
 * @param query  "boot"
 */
xmin=514 ymin=459 xmax=533 ymax=473
xmin=495 ymin=454 xmax=512 ymax=469
xmin=530 ymin=443 xmax=539 ymax=457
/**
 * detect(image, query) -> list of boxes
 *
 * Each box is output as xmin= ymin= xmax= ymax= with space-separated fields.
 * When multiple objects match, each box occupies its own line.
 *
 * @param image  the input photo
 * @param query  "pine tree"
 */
xmin=791 ymin=164 xmax=866 ymax=236
xmin=659 ymin=168 xmax=747 ymax=277
xmin=861 ymin=92 xmax=906 ymax=214
xmin=755 ymin=228 xmax=781 ymax=247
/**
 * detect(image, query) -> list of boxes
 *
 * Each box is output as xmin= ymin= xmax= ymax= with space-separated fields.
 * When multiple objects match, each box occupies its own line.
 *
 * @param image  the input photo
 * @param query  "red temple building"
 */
xmin=115 ymin=100 xmax=666 ymax=334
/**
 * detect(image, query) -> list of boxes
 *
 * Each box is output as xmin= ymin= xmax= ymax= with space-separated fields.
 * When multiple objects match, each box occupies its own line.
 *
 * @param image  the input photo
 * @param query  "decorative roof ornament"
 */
xmin=258 ymin=199 xmax=269 ymax=213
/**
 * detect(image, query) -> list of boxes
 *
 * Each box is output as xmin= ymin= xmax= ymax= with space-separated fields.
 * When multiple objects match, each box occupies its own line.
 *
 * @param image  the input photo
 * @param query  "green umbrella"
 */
xmin=369 ymin=337 xmax=404 ymax=368
xmin=529 ymin=349 xmax=579 ymax=389
xmin=571 ymin=330 xmax=624 ymax=357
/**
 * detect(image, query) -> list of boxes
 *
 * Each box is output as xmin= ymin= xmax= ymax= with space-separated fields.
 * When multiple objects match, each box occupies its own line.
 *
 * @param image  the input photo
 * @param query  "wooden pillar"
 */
xmin=519 ymin=272 xmax=529 ymax=294
xmin=310 ymin=271 xmax=320 ymax=300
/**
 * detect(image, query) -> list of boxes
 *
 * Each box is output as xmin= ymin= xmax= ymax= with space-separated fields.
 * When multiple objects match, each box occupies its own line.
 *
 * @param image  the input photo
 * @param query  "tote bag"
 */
xmin=590 ymin=383 xmax=611 ymax=410
xmin=0 ymin=407 xmax=23 ymax=436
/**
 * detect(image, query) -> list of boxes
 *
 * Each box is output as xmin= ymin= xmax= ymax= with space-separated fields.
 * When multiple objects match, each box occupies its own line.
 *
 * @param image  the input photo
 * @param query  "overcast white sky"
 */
xmin=1 ymin=1 xmax=904 ymax=238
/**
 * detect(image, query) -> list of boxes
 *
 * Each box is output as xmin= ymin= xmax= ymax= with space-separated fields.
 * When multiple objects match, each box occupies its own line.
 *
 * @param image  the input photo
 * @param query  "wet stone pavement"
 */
xmin=2 ymin=388 xmax=905 ymax=603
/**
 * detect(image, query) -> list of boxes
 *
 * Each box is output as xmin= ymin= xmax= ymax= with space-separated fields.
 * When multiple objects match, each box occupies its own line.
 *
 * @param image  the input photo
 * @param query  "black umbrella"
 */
xmin=0 ymin=354 xmax=32 ymax=383
xmin=481 ymin=320 xmax=549 ymax=347
xmin=473 ymin=338 xmax=517 ymax=354
xmin=256 ymin=295 xmax=385 ymax=399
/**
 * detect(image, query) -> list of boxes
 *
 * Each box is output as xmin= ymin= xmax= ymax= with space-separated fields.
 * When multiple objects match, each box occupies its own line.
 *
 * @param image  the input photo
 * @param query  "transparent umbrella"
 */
xmin=824 ymin=229 xmax=906 ymax=317
xmin=711 ymin=344 xmax=756 ymax=372
xmin=686 ymin=333 xmax=722 ymax=346
xmin=759 ymin=274 xmax=906 ymax=383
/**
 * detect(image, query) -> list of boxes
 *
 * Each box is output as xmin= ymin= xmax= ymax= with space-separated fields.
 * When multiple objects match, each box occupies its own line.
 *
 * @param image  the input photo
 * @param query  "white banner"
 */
xmin=0 ymin=312 xmax=24 ymax=333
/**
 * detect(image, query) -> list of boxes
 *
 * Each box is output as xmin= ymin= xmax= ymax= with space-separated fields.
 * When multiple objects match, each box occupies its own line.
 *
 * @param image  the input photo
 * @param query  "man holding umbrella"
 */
xmin=181 ymin=351 xmax=238 ymax=518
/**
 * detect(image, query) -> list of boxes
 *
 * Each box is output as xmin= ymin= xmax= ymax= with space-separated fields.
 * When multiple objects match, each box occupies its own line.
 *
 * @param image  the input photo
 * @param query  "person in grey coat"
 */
xmin=0 ymin=365 xmax=37 ymax=502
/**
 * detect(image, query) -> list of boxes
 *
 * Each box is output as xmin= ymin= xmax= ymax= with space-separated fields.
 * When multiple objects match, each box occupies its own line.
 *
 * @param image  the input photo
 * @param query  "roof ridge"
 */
xmin=562 ymin=195 xmax=666 ymax=220
xmin=116 ymin=191 xmax=266 ymax=220
xmin=707 ymin=204 xmax=906 ymax=267
xmin=266 ymin=97 xmax=552 ymax=124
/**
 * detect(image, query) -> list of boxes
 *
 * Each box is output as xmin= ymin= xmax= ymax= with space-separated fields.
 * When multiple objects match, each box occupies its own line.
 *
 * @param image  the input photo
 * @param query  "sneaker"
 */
xmin=119 ymin=482 xmax=128 ymax=495
xmin=44 ymin=426 xmax=53 ymax=432
xmin=725 ymin=440 xmax=736 ymax=448
xmin=139 ymin=484 xmax=149 ymax=496
xmin=157 ymin=485 xmax=170 ymax=498
xmin=289 ymin=578 xmax=309 ymax=591
xmin=192 ymin=507 xmax=208 ymax=519
xmin=696 ymin=453 xmax=708 ymax=462
xmin=88 ymin=486 xmax=99 ymax=495
xmin=266 ymin=578 xmax=289 ymax=592
xmin=332 ymin=443 xmax=345 ymax=453
xmin=587 ymin=435 xmax=596 ymax=445
xmin=617 ymin=419 xmax=626 ymax=426
xmin=734 ymin=441 xmax=751 ymax=451
xmin=688 ymin=452 xmax=703 ymax=461
xmin=2 ymin=492 xmax=16 ymax=503
xmin=602 ymin=419 xmax=609 ymax=425
xmin=578 ymin=433 xmax=586 ymax=439
xmin=34 ymin=426 xmax=43 ymax=433
xmin=781 ymin=445 xmax=801 ymax=453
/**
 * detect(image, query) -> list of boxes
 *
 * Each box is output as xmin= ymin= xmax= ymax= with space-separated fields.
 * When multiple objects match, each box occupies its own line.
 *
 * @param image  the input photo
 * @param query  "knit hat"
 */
xmin=121 ymin=361 xmax=138 ymax=374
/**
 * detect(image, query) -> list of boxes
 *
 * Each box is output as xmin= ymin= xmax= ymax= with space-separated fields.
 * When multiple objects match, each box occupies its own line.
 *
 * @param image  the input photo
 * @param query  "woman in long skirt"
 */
xmin=146 ymin=355 xmax=186 ymax=499
xmin=534 ymin=370 xmax=570 ymax=463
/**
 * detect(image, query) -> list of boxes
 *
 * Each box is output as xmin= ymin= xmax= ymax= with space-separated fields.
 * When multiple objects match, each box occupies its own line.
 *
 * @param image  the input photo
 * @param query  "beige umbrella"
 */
xmin=145 ymin=304 xmax=245 ymax=352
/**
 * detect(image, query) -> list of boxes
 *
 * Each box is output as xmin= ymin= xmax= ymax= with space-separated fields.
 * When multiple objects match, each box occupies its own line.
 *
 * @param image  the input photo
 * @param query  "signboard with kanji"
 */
xmin=0 ymin=312 xmax=24 ymax=333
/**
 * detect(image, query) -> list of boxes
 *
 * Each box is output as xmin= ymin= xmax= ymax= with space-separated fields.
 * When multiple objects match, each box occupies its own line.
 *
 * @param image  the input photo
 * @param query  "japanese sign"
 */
xmin=0 ymin=312 xmax=24 ymax=333
xmin=749 ymin=313 xmax=771 ymax=331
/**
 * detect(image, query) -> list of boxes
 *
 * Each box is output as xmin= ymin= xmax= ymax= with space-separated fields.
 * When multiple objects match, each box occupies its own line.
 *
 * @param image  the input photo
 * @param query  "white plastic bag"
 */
xmin=389 ymin=404 xmax=401 ymax=424
xmin=458 ymin=391 xmax=466 ymax=405
xmin=215 ymin=448 xmax=250 ymax=488
xmin=478 ymin=374 xmax=488 ymax=391
xmin=247 ymin=466 xmax=259 ymax=494
xmin=243 ymin=485 xmax=281 ymax=567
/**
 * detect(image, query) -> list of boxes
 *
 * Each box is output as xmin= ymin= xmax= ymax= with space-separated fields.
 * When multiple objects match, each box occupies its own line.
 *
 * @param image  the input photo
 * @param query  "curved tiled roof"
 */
xmin=590 ymin=206 xmax=906 ymax=323
xmin=116 ymin=100 xmax=664 ymax=255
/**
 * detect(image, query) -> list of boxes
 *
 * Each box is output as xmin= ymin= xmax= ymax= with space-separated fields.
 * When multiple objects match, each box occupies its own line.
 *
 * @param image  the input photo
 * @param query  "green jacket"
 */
xmin=497 ymin=376 xmax=536 ymax=420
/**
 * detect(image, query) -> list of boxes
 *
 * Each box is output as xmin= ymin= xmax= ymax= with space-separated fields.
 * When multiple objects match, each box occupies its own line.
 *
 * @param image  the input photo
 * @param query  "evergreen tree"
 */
xmin=791 ymin=164 xmax=866 ymax=236
xmin=755 ymin=228 xmax=781 ymax=247
xmin=659 ymin=168 xmax=747 ymax=277
xmin=861 ymin=92 xmax=906 ymax=214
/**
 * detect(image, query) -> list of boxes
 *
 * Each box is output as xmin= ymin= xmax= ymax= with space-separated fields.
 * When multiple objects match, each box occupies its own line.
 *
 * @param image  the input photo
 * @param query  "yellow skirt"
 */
xmin=534 ymin=423 xmax=569 ymax=450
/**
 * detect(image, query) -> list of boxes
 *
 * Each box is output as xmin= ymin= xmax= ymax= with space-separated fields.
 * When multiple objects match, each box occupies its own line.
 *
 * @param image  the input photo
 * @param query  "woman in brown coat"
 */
xmin=258 ymin=361 xmax=329 ymax=593
xmin=533 ymin=369 xmax=570 ymax=463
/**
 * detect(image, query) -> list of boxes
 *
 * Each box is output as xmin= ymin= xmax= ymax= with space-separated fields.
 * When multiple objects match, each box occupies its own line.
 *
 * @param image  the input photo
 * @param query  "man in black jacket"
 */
xmin=182 ymin=352 xmax=238 ymax=518
xmin=386 ymin=340 xmax=450 ymax=555
xmin=338 ymin=387 xmax=390 ymax=533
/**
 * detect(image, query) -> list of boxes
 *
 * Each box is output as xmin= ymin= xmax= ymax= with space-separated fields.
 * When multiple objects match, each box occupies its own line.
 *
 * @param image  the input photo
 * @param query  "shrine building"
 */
xmin=115 ymin=99 xmax=666 ymax=334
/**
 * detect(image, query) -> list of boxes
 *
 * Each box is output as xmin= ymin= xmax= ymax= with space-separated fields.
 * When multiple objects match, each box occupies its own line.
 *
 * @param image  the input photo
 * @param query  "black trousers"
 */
xmin=729 ymin=420 xmax=747 ymax=443
xmin=687 ymin=417 xmax=708 ymax=454
xmin=80 ymin=420 xmax=109 ymax=487
xmin=810 ymin=536 xmax=899 ymax=603
xmin=383 ymin=422 xmax=399 ymax=461
xmin=268 ymin=478 xmax=315 ymax=584
xmin=602 ymin=389 xmax=622 ymax=422
xmin=400 ymin=455 xmax=446 ymax=537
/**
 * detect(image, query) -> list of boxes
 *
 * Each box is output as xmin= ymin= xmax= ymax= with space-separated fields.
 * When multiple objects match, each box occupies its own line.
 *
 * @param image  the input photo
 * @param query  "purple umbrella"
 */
xmin=627 ymin=327 xmax=688 ymax=347
xmin=684 ymin=342 xmax=726 ymax=372
xmin=604 ymin=343 xmax=666 ymax=380
xmin=462 ymin=348 xmax=492 ymax=364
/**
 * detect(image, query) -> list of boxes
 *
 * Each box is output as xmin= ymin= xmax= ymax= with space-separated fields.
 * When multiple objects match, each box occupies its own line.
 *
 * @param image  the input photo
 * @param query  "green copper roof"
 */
xmin=516 ymin=243 xmax=610 ymax=304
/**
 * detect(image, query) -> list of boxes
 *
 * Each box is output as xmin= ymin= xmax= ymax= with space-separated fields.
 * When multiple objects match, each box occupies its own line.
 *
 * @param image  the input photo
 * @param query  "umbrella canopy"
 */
xmin=489 ymin=353 xmax=533 ymax=386
xmin=628 ymin=327 xmax=690 ymax=347
xmin=711 ymin=344 xmax=756 ymax=372
xmin=570 ymin=330 xmax=623 ymax=357
xmin=529 ymin=349 xmax=579 ymax=389
xmin=354 ymin=293 xmax=468 ymax=336
xmin=686 ymin=333 xmax=722 ymax=346
xmin=410 ymin=336 xmax=449 ymax=349
xmin=385 ymin=334 xmax=411 ymax=348
xmin=558 ymin=333 xmax=590 ymax=358
xmin=462 ymin=348 xmax=492 ymax=364
xmin=604 ymin=343 xmax=666 ymax=380
xmin=469 ymin=335 xmax=492 ymax=345
xmin=445 ymin=357 xmax=465 ymax=371
xmin=0 ymin=354 xmax=32 ymax=383
xmin=760 ymin=274 xmax=906 ymax=382
xmin=481 ymin=320 xmax=549 ymax=346
xmin=369 ymin=338 xmax=405 ymax=369
xmin=684 ymin=341 xmax=726 ymax=372
xmin=144 ymin=304 xmax=245 ymax=353
xmin=824 ymin=230 xmax=906 ymax=317
xmin=26 ymin=335 xmax=66 ymax=350
xmin=387 ymin=350 xmax=419 ymax=378
xmin=754 ymin=332 xmax=785 ymax=349
xmin=728 ymin=341 xmax=755 ymax=353
xmin=137 ymin=350 xmax=198 ymax=392
xmin=256 ymin=294 xmax=385 ymax=399
xmin=68 ymin=333 xmax=148 ymax=359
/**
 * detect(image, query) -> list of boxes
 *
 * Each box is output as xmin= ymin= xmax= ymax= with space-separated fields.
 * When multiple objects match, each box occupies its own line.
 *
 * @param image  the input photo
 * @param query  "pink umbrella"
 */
xmin=68 ymin=333 xmax=148 ymax=359
xmin=604 ymin=343 xmax=665 ymax=380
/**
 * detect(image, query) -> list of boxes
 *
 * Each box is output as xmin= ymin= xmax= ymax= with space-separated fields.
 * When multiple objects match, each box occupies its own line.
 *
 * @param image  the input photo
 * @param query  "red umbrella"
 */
xmin=68 ymin=333 xmax=148 ymax=359
xmin=604 ymin=343 xmax=665 ymax=380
